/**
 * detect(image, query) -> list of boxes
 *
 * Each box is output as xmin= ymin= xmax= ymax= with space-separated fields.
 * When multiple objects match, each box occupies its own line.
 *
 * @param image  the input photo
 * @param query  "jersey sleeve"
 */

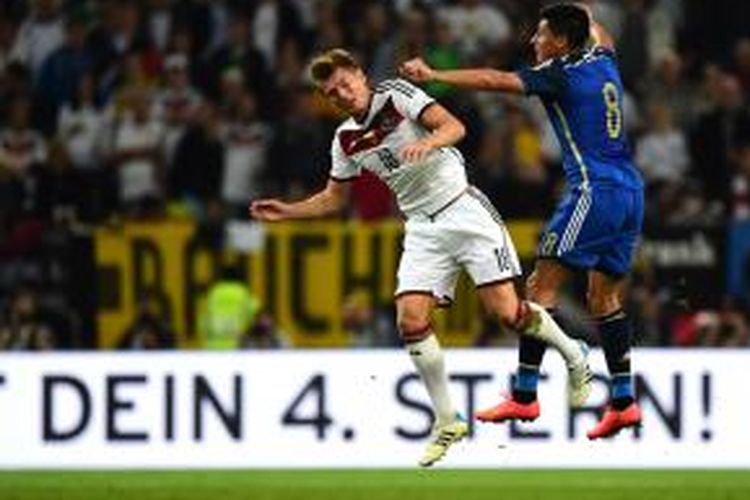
xmin=516 ymin=60 xmax=568 ymax=99
xmin=379 ymin=79 xmax=436 ymax=122
xmin=329 ymin=134 xmax=361 ymax=181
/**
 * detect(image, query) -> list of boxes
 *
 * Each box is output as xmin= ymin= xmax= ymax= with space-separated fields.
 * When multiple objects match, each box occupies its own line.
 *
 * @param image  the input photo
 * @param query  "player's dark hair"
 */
xmin=540 ymin=3 xmax=590 ymax=52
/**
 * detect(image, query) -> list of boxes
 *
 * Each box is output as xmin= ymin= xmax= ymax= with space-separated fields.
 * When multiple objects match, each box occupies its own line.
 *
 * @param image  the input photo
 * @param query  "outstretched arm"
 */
xmin=400 ymin=58 xmax=525 ymax=94
xmin=249 ymin=178 xmax=350 ymax=221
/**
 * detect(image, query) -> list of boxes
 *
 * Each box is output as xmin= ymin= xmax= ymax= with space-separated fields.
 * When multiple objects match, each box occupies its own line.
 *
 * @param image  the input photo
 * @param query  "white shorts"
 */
xmin=396 ymin=187 xmax=522 ymax=305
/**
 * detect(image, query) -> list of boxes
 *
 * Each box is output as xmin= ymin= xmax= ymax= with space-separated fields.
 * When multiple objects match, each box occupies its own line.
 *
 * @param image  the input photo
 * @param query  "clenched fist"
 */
xmin=399 ymin=58 xmax=435 ymax=83
xmin=249 ymin=199 xmax=294 ymax=221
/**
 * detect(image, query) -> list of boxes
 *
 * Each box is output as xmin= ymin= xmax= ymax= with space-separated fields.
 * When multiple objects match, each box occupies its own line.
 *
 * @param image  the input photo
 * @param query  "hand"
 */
xmin=399 ymin=58 xmax=435 ymax=83
xmin=575 ymin=2 xmax=593 ymax=19
xmin=249 ymin=199 xmax=294 ymax=221
xmin=400 ymin=140 xmax=433 ymax=163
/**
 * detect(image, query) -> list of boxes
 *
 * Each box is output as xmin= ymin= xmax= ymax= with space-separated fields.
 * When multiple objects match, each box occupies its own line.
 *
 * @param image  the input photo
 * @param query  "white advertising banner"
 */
xmin=0 ymin=349 xmax=746 ymax=469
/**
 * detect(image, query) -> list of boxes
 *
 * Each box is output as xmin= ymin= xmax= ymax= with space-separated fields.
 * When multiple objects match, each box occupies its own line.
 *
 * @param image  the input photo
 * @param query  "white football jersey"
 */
xmin=330 ymin=79 xmax=468 ymax=217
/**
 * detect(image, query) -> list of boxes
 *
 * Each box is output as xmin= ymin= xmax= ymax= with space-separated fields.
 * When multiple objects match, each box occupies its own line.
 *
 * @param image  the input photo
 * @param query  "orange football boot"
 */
xmin=587 ymin=403 xmax=642 ymax=440
xmin=475 ymin=398 xmax=540 ymax=423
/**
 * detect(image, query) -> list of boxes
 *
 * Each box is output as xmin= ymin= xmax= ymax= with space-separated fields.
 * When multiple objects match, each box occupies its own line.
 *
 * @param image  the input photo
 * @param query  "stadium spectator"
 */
xmin=0 ymin=17 xmax=15 ymax=75
xmin=86 ymin=0 xmax=154 ymax=104
xmin=107 ymin=85 xmax=164 ymax=217
xmin=437 ymin=0 xmax=512 ymax=63
xmin=201 ymin=10 xmax=273 ymax=112
xmin=636 ymin=103 xmax=690 ymax=188
xmin=10 ymin=0 xmax=64 ymax=79
xmin=422 ymin=18 xmax=461 ymax=99
xmin=275 ymin=38 xmax=306 ymax=91
xmin=32 ymin=139 xmax=81 ymax=223
xmin=240 ymin=312 xmax=285 ymax=349
xmin=117 ymin=293 xmax=175 ymax=350
xmin=57 ymin=73 xmax=105 ymax=171
xmin=219 ymin=91 xmax=270 ymax=219
xmin=34 ymin=12 xmax=92 ymax=134
xmin=199 ymin=266 xmax=261 ymax=350
xmin=644 ymin=52 xmax=697 ymax=129
xmin=342 ymin=292 xmax=399 ymax=348
xmin=169 ymin=101 xmax=224 ymax=220
xmin=0 ymin=285 xmax=70 ymax=350
xmin=145 ymin=0 xmax=176 ymax=54
xmin=359 ymin=2 xmax=397 ymax=82
xmin=0 ymin=96 xmax=46 ymax=174
xmin=266 ymin=84 xmax=331 ymax=196
xmin=731 ymin=142 xmax=750 ymax=221
xmin=733 ymin=38 xmax=750 ymax=103
xmin=690 ymin=74 xmax=750 ymax=208
xmin=152 ymin=52 xmax=202 ymax=170
xmin=251 ymin=0 xmax=305 ymax=70
xmin=703 ymin=298 xmax=749 ymax=347
xmin=56 ymin=73 xmax=111 ymax=220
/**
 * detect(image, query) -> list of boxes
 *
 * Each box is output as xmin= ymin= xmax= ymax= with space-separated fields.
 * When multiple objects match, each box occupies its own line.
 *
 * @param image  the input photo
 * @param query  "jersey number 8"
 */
xmin=602 ymin=82 xmax=622 ymax=139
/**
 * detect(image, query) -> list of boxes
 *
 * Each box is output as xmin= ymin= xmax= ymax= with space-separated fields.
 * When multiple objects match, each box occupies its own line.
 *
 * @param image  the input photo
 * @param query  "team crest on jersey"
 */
xmin=339 ymin=97 xmax=404 ymax=156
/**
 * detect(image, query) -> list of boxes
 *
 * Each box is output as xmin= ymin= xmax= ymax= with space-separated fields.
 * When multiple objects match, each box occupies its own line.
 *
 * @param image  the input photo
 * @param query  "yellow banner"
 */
xmin=95 ymin=219 xmax=542 ymax=348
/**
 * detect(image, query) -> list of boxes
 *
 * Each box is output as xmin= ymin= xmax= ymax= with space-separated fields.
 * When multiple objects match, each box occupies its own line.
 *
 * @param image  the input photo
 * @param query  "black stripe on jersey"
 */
xmin=381 ymin=81 xmax=416 ymax=97
xmin=468 ymin=187 xmax=504 ymax=226
xmin=330 ymin=174 xmax=360 ymax=182
xmin=375 ymin=80 xmax=416 ymax=97
xmin=374 ymin=84 xmax=414 ymax=98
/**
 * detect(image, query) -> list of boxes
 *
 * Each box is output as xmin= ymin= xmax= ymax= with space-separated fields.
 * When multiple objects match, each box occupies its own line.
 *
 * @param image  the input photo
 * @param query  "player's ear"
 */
xmin=554 ymin=35 xmax=569 ymax=55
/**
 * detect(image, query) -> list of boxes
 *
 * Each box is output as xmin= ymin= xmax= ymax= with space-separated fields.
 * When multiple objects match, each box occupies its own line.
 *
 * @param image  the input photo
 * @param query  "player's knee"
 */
xmin=525 ymin=274 xmax=539 ymax=300
xmin=496 ymin=309 xmax=516 ymax=330
xmin=498 ymin=299 xmax=530 ymax=331
xmin=526 ymin=273 xmax=557 ymax=307
xmin=587 ymin=290 xmax=621 ymax=317
xmin=397 ymin=312 xmax=432 ymax=342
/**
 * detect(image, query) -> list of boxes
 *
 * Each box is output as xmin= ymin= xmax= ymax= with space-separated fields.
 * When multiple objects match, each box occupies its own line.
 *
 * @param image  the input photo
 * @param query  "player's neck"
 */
xmin=352 ymin=90 xmax=373 ymax=124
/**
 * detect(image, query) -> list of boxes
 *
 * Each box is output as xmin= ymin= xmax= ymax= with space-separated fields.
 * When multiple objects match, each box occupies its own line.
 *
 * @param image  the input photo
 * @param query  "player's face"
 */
xmin=531 ymin=19 xmax=567 ymax=63
xmin=321 ymin=67 xmax=371 ymax=117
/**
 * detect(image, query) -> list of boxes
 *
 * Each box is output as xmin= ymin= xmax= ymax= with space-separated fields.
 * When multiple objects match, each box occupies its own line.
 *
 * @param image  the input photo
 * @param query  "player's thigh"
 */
xmin=476 ymin=279 xmax=521 ymax=325
xmin=587 ymin=269 xmax=627 ymax=317
xmin=537 ymin=187 xmax=598 ymax=276
xmin=595 ymin=188 xmax=644 ymax=276
xmin=526 ymin=259 xmax=572 ymax=307
xmin=396 ymin=221 xmax=461 ymax=306
xmin=395 ymin=292 xmax=437 ymax=338
xmin=454 ymin=188 xmax=522 ymax=289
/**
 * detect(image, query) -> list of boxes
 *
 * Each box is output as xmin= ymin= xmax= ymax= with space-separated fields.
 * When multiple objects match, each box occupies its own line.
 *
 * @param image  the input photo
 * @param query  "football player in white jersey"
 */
xmin=250 ymin=49 xmax=591 ymax=467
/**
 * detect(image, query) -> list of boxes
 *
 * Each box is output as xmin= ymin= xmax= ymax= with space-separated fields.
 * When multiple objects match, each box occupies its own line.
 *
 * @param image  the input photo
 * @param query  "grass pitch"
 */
xmin=0 ymin=470 xmax=748 ymax=500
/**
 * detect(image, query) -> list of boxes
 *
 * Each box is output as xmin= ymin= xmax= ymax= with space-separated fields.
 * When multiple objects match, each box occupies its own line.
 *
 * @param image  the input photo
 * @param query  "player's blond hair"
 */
xmin=308 ymin=49 xmax=362 ymax=86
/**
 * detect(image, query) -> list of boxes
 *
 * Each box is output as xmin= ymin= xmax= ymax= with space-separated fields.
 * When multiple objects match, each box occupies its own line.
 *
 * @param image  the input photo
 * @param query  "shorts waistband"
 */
xmin=408 ymin=187 xmax=469 ymax=222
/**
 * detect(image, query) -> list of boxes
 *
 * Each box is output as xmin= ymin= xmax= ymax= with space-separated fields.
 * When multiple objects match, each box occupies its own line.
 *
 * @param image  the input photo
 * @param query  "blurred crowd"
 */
xmin=1 ymin=0 xmax=750 ymax=350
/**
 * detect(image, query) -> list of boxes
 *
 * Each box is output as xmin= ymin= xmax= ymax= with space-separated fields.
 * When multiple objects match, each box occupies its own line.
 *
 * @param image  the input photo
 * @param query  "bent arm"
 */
xmin=418 ymin=103 xmax=466 ymax=148
xmin=590 ymin=21 xmax=615 ymax=50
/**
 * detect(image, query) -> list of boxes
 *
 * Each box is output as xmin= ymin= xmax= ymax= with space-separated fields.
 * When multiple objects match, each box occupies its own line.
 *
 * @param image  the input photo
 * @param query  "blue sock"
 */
xmin=597 ymin=309 xmax=634 ymax=410
xmin=611 ymin=374 xmax=633 ymax=399
xmin=511 ymin=308 xmax=559 ymax=403
xmin=512 ymin=364 xmax=540 ymax=404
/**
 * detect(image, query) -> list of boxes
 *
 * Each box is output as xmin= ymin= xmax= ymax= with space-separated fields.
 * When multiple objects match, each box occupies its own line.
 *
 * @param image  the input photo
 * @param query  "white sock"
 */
xmin=407 ymin=333 xmax=456 ymax=427
xmin=524 ymin=302 xmax=583 ymax=367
